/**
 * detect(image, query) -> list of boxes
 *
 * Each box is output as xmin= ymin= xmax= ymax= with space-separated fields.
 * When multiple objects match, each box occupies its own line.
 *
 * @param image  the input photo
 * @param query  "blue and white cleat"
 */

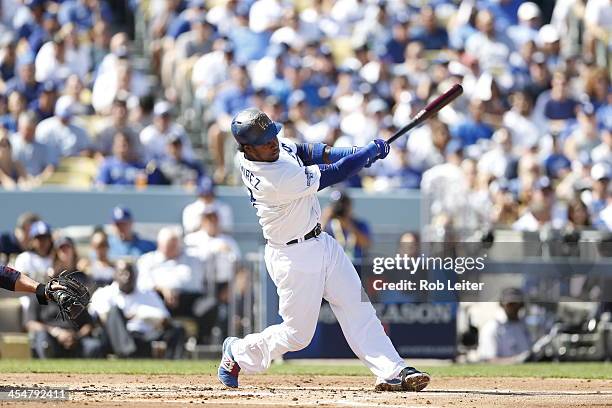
xmin=218 ymin=337 xmax=241 ymax=388
xmin=374 ymin=367 xmax=430 ymax=392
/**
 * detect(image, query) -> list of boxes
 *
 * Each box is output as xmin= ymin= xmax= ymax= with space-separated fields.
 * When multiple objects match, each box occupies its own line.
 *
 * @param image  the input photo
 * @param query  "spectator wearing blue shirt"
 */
xmin=213 ymin=66 xmax=254 ymax=120
xmin=35 ymin=96 xmax=93 ymax=164
xmin=229 ymin=7 xmax=271 ymax=65
xmin=524 ymin=51 xmax=551 ymax=101
xmin=58 ymin=0 xmax=113 ymax=32
xmin=411 ymin=6 xmax=449 ymax=50
xmin=507 ymin=2 xmax=541 ymax=50
xmin=534 ymin=71 xmax=578 ymax=128
xmin=157 ymin=134 xmax=204 ymax=186
xmin=588 ymin=163 xmax=610 ymax=228
xmin=97 ymin=132 xmax=145 ymax=186
xmin=107 ymin=206 xmax=156 ymax=261
xmin=15 ymin=0 xmax=45 ymax=42
xmin=0 ymin=34 xmax=17 ymax=85
xmin=300 ymin=45 xmax=336 ymax=109
xmin=1 ymin=91 xmax=27 ymax=133
xmin=478 ymin=0 xmax=522 ymax=31
xmin=384 ymin=19 xmax=410 ymax=63
xmin=451 ymin=98 xmax=495 ymax=146
xmin=509 ymin=41 xmax=536 ymax=91
xmin=29 ymin=81 xmax=57 ymax=121
xmin=263 ymin=56 xmax=293 ymax=106
xmin=9 ymin=111 xmax=55 ymax=181
xmin=0 ymin=212 xmax=40 ymax=259
xmin=596 ymin=105 xmax=612 ymax=138
xmin=27 ymin=11 xmax=60 ymax=55
xmin=97 ymin=132 xmax=162 ymax=186
xmin=393 ymin=159 xmax=423 ymax=189
xmin=165 ymin=0 xmax=207 ymax=40
xmin=543 ymin=134 xmax=571 ymax=179
xmin=209 ymin=65 xmax=254 ymax=182
xmin=322 ymin=190 xmax=372 ymax=265
xmin=5 ymin=54 xmax=41 ymax=105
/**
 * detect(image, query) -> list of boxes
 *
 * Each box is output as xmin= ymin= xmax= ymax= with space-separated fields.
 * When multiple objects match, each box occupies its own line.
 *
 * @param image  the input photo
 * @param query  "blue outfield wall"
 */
xmin=0 ymin=186 xmax=422 ymax=250
xmin=1 ymin=186 xmax=432 ymax=358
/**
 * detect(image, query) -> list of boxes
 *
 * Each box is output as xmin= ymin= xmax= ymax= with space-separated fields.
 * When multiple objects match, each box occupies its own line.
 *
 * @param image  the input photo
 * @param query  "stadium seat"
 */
xmin=0 ymin=298 xmax=23 ymax=332
xmin=42 ymin=156 xmax=99 ymax=188
xmin=43 ymin=172 xmax=94 ymax=188
xmin=0 ymin=333 xmax=30 ymax=359
xmin=57 ymin=156 xmax=99 ymax=179
xmin=0 ymin=298 xmax=30 ymax=358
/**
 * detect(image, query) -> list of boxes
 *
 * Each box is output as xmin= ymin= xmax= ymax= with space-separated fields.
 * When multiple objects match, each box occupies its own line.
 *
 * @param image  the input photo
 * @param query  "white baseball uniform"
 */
xmin=232 ymin=137 xmax=406 ymax=381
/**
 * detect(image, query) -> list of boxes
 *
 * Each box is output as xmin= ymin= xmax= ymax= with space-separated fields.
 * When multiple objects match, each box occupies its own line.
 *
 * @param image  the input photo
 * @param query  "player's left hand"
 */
xmin=374 ymin=139 xmax=390 ymax=159
xmin=365 ymin=139 xmax=390 ymax=167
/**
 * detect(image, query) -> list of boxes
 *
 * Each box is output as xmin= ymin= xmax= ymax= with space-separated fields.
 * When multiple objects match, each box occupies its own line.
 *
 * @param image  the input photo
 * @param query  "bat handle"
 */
xmin=386 ymin=110 xmax=425 ymax=145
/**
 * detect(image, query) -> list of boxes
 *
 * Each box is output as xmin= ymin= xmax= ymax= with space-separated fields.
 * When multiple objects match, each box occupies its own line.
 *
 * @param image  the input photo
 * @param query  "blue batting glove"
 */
xmin=373 ymin=139 xmax=390 ymax=160
xmin=364 ymin=139 xmax=390 ymax=167
xmin=363 ymin=141 xmax=379 ymax=168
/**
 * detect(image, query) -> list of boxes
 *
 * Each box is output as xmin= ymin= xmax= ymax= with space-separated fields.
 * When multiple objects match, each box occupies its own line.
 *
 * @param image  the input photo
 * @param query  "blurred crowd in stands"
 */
xmin=0 ymin=181 xmax=243 ymax=358
xmin=0 ymin=182 xmax=380 ymax=358
xmin=0 ymin=0 xmax=610 ymax=233
xmin=0 ymin=0 xmax=609 ymax=360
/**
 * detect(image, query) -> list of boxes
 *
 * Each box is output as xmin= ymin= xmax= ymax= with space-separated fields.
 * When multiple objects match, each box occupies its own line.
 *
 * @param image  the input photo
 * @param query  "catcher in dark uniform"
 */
xmin=1 ymin=263 xmax=100 ymax=358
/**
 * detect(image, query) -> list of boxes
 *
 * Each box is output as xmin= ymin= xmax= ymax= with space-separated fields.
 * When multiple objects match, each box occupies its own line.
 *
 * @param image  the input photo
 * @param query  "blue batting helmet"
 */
xmin=231 ymin=108 xmax=281 ymax=146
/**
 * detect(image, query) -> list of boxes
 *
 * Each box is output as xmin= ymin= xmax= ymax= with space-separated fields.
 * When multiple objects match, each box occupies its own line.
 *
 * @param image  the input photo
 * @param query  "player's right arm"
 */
xmin=274 ymin=139 xmax=389 ymax=199
xmin=1 ymin=264 xmax=67 ymax=308
xmin=295 ymin=143 xmax=358 ymax=165
xmin=317 ymin=139 xmax=389 ymax=190
xmin=1 ymin=263 xmax=51 ymax=304
xmin=0 ymin=264 xmax=21 ymax=291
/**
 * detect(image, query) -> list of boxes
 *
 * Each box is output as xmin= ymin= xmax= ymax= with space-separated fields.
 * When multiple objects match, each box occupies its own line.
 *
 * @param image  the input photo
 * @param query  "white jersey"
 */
xmin=238 ymin=137 xmax=322 ymax=244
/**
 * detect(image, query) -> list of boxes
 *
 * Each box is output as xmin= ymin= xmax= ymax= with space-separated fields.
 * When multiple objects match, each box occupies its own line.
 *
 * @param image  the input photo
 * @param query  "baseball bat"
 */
xmin=386 ymin=83 xmax=463 ymax=145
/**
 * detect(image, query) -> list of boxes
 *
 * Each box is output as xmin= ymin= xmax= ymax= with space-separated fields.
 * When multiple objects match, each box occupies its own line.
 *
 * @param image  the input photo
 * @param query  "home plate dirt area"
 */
xmin=1 ymin=374 xmax=611 ymax=408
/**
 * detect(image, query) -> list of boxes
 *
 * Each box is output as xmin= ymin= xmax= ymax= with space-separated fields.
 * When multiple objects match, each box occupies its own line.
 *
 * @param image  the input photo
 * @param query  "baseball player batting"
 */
xmin=217 ymin=108 xmax=430 ymax=392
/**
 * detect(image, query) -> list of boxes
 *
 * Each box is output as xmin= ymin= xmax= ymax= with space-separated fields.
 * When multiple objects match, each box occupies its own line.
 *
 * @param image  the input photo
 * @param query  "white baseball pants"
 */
xmin=231 ymin=232 xmax=406 ymax=381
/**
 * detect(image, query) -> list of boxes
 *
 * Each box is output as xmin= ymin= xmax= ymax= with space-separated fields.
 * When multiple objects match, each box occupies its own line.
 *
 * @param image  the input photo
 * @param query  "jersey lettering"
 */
xmin=240 ymin=165 xmax=261 ymax=190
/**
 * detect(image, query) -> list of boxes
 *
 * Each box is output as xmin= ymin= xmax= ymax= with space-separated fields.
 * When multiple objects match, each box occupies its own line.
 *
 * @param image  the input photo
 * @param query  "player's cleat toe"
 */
xmin=218 ymin=337 xmax=241 ymax=388
xmin=375 ymin=367 xmax=430 ymax=392
xmin=400 ymin=367 xmax=430 ymax=391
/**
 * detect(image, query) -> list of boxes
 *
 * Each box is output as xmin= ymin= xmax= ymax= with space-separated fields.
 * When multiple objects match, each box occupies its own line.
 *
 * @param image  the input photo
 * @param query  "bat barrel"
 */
xmin=386 ymin=83 xmax=463 ymax=145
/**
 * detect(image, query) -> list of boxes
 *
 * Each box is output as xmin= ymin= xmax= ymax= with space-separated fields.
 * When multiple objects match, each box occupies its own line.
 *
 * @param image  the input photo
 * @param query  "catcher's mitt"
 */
xmin=44 ymin=270 xmax=91 ymax=321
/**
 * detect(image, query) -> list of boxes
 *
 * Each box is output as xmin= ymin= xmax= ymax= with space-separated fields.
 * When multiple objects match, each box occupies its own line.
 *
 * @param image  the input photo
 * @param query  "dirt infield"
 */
xmin=1 ymin=373 xmax=611 ymax=408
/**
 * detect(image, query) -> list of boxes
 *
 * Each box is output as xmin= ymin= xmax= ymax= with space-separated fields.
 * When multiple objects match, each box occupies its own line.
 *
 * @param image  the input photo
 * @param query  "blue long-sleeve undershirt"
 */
xmin=296 ymin=143 xmax=357 ymax=166
xmin=317 ymin=146 xmax=377 ymax=190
